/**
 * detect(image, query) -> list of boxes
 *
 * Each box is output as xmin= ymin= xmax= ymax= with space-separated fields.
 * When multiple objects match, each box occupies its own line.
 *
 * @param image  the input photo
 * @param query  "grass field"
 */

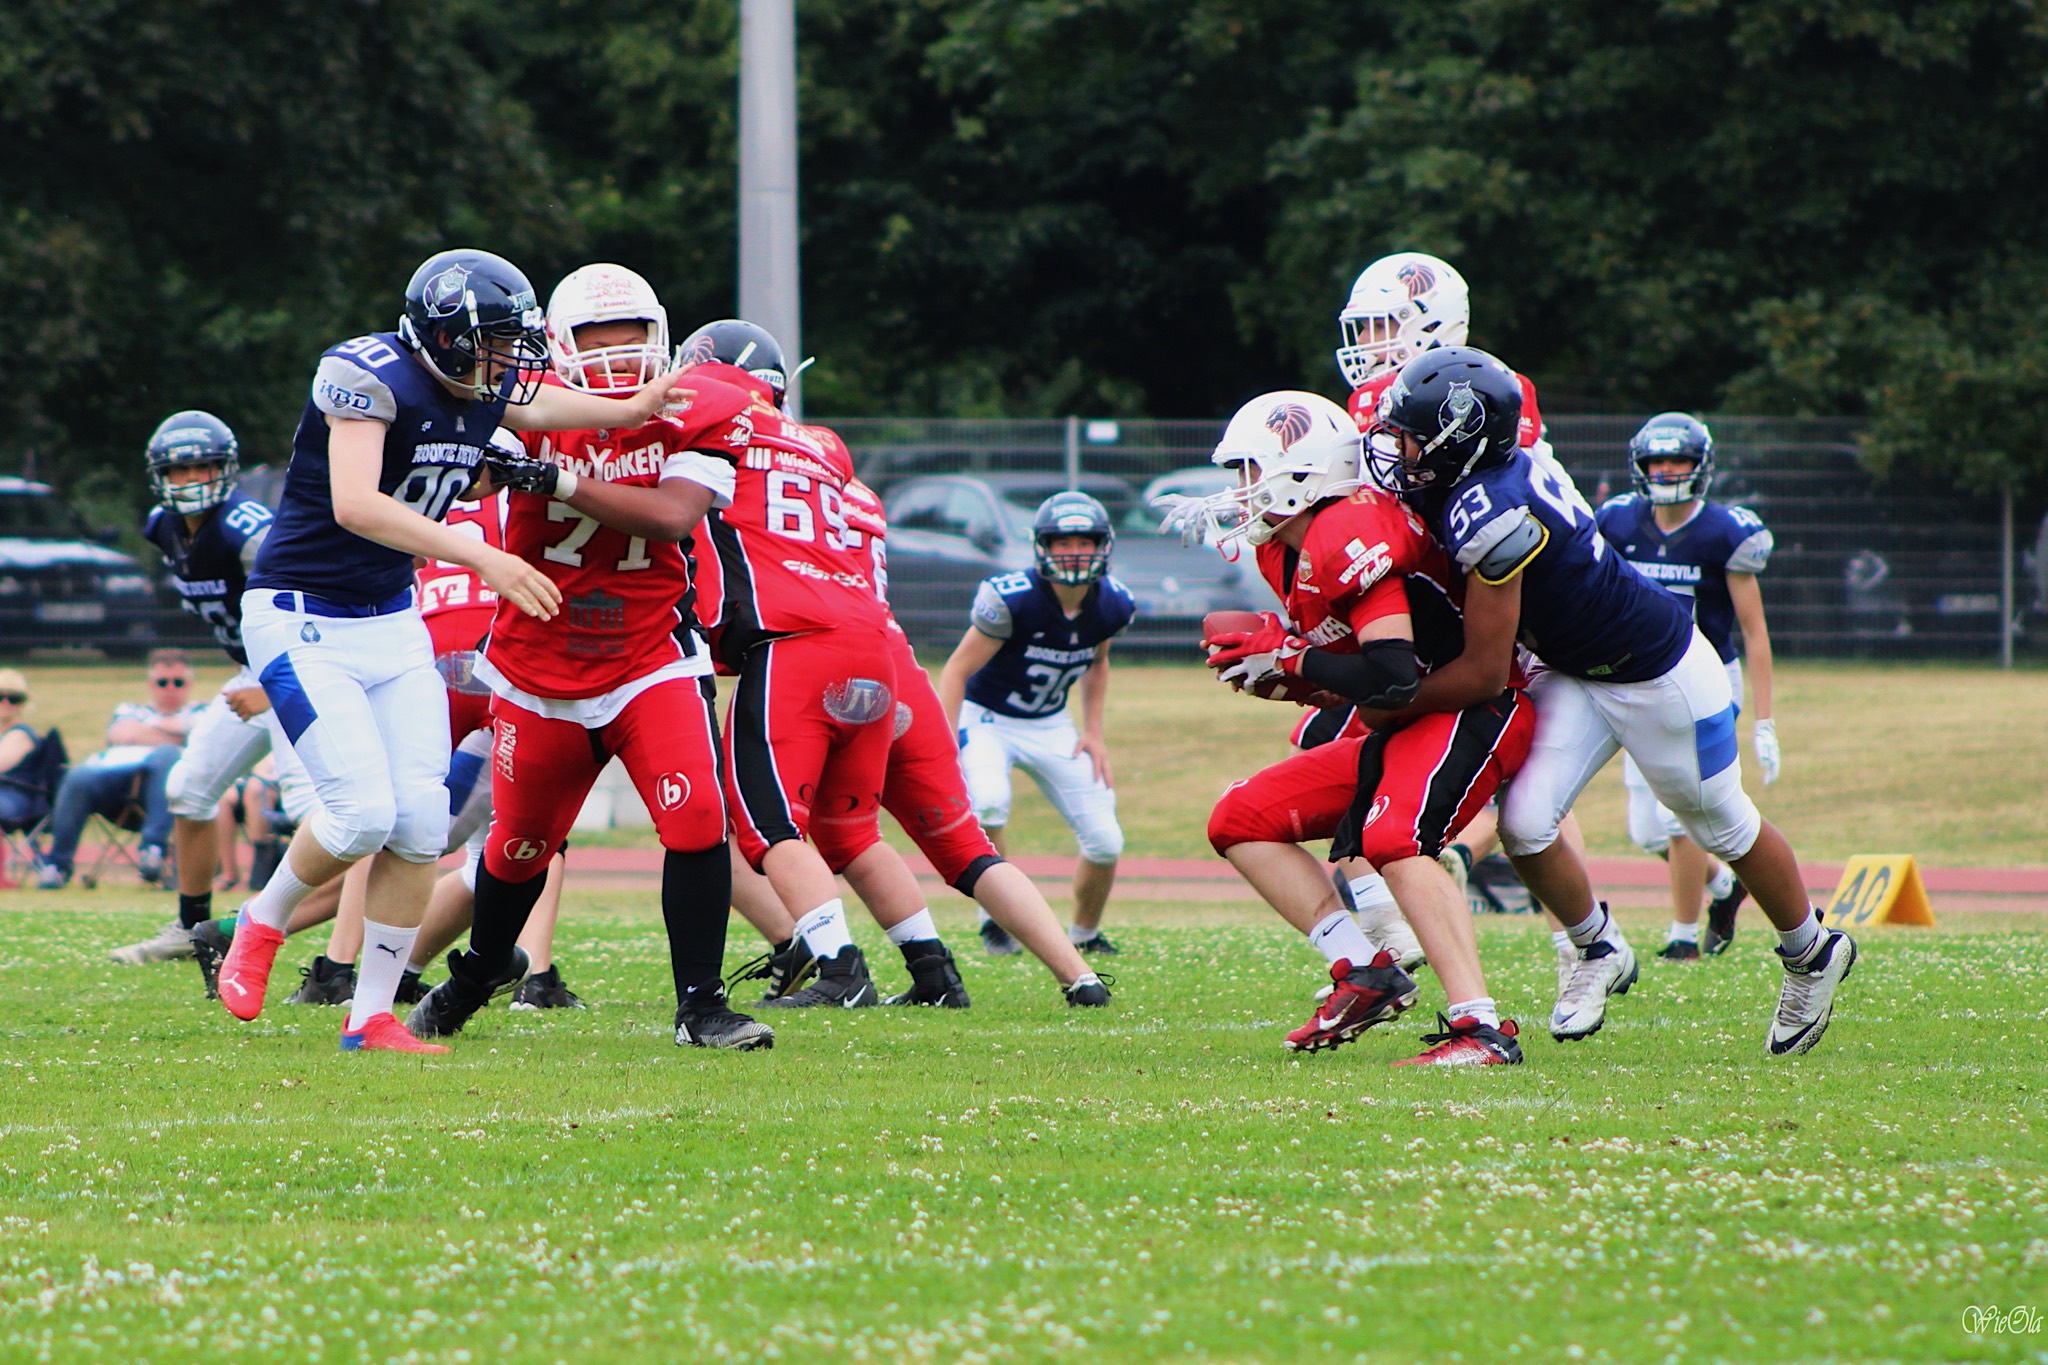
xmin=4 ymin=660 xmax=2047 ymax=1362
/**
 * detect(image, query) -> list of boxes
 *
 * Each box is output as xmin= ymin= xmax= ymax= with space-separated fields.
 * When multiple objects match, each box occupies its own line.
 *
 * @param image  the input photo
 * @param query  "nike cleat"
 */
xmin=1768 ymin=928 xmax=1857 ymax=1057
xmin=285 ymin=955 xmax=357 ymax=1006
xmin=1550 ymin=934 xmax=1638 ymax=1042
xmin=1704 ymin=881 xmax=1749 ymax=955
xmin=674 ymin=982 xmax=775 ymax=1050
xmin=1393 ymin=1014 xmax=1523 ymax=1066
xmin=216 ymin=911 xmax=285 ymax=1022
xmin=763 ymin=945 xmax=879 ymax=1009
xmin=1063 ymin=973 xmax=1113 ymax=1007
xmin=191 ymin=919 xmax=233 ymax=1001
xmin=1284 ymin=952 xmax=1420 ymax=1053
xmin=978 ymin=917 xmax=1021 ymax=957
xmin=109 ymin=919 xmax=196 ymax=966
xmin=510 ymin=965 xmax=586 ymax=1011
xmin=341 ymin=1012 xmax=450 ymax=1054
xmin=734 ymin=937 xmax=819 ymax=1004
xmin=1553 ymin=938 xmax=1577 ymax=1000
xmin=1072 ymin=930 xmax=1120 ymax=956
xmin=883 ymin=944 xmax=971 ymax=1008
xmin=404 ymin=947 xmax=528 ymax=1040
xmin=1657 ymin=939 xmax=1701 ymax=962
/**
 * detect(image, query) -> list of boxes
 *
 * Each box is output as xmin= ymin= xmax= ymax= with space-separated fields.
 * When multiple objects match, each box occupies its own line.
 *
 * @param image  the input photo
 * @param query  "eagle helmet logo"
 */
xmin=1264 ymin=401 xmax=1315 ymax=451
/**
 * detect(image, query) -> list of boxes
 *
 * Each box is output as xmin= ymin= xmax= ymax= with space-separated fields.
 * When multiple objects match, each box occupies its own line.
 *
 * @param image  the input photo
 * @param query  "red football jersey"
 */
xmin=1349 ymin=368 xmax=1544 ymax=450
xmin=1255 ymin=488 xmax=1442 ymax=655
xmin=484 ymin=374 xmax=754 ymax=700
xmin=692 ymin=364 xmax=891 ymax=661
xmin=417 ymin=494 xmax=506 ymax=620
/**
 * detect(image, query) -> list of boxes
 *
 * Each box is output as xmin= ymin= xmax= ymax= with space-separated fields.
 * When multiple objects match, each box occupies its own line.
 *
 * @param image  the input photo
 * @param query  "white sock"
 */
xmin=794 ymin=899 xmax=854 ymax=960
xmin=244 ymin=859 xmax=315 ymax=932
xmin=1071 ymin=971 xmax=1101 ymax=990
xmin=1706 ymin=862 xmax=1737 ymax=900
xmin=1347 ymin=873 xmax=1397 ymax=914
xmin=1445 ymin=997 xmax=1499 ymax=1029
xmin=975 ymin=907 xmax=994 ymax=926
xmin=1563 ymin=904 xmax=1613 ymax=950
xmin=1069 ymin=924 xmax=1102 ymax=945
xmin=1307 ymin=909 xmax=1379 ymax=968
xmin=1551 ymin=929 xmax=1574 ymax=956
xmin=885 ymin=909 xmax=939 ymax=946
xmin=1776 ymin=908 xmax=1822 ymax=963
xmin=348 ymin=920 xmax=420 ymax=1031
xmin=1667 ymin=920 xmax=1701 ymax=945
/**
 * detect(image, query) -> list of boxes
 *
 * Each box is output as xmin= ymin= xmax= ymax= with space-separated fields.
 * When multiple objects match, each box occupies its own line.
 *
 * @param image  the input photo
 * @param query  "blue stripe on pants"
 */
xmin=1694 ymin=705 xmax=1738 ymax=780
xmin=259 ymin=653 xmax=318 ymax=744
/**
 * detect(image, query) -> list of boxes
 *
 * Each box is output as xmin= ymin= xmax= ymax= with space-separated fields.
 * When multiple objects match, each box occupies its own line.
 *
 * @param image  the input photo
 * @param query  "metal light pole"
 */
xmin=738 ymin=0 xmax=803 ymax=416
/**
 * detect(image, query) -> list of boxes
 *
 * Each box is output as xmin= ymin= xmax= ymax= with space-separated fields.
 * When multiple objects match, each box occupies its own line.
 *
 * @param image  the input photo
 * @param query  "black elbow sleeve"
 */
xmin=1299 ymin=639 xmax=1420 ymax=710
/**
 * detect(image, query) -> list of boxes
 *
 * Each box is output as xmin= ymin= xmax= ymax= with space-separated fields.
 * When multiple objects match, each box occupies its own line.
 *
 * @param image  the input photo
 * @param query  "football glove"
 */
xmin=1206 ymin=614 xmax=1308 ymax=690
xmin=1752 ymin=718 xmax=1780 ymax=786
xmin=486 ymin=454 xmax=562 ymax=497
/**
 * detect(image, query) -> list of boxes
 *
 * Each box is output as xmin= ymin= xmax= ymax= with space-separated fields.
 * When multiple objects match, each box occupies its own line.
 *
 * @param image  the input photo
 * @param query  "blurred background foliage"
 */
xmin=4 ymin=0 xmax=2047 ymax=518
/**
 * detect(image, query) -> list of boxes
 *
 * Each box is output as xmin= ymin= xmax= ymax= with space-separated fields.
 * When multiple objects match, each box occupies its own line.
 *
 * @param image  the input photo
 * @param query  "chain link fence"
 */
xmin=835 ymin=414 xmax=2041 ymax=662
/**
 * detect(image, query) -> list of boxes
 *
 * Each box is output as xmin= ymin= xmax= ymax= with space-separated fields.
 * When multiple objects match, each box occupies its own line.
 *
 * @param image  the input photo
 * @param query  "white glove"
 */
xmin=1752 ymin=718 xmax=1780 ymax=786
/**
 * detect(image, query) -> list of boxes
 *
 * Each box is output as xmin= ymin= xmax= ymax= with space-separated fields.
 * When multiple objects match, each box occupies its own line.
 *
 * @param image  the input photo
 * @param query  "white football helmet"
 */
xmin=1157 ymin=392 xmax=1362 ymax=552
xmin=1335 ymin=252 xmax=1470 ymax=389
xmin=546 ymin=263 xmax=670 ymax=392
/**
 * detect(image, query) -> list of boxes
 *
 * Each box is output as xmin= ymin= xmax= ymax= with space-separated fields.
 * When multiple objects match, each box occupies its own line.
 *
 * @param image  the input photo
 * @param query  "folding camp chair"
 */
xmin=77 ymin=765 xmax=168 ymax=890
xmin=0 ymin=728 xmax=67 ymax=888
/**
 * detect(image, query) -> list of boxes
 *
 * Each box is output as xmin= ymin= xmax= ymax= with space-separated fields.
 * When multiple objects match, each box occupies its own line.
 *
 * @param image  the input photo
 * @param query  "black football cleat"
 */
xmin=978 ymin=917 xmax=1020 ymax=957
xmin=763 ymin=945 xmax=879 ymax=1009
xmin=1657 ymin=939 xmax=1702 ymax=961
xmin=883 ymin=943 xmax=970 ymax=1008
xmin=285 ymin=955 xmax=357 ymax=1006
xmin=511 ymin=965 xmax=586 ymax=1011
xmin=190 ymin=919 xmax=233 ymax=1001
xmin=1063 ymin=973 xmax=1114 ymax=1007
xmin=1072 ymin=930 xmax=1120 ymax=956
xmin=394 ymin=967 xmax=429 ymax=1007
xmin=734 ymin=936 xmax=819 ymax=1004
xmin=405 ymin=947 xmax=529 ymax=1040
xmin=1704 ymin=880 xmax=1749 ymax=955
xmin=674 ymin=982 xmax=774 ymax=1050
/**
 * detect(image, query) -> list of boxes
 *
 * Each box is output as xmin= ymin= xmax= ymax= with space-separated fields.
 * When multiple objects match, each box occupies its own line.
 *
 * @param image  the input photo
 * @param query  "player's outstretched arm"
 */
xmin=560 ymin=475 xmax=719 ymax=544
xmin=1371 ymin=573 xmax=1521 ymax=726
xmin=326 ymin=417 xmax=561 ymax=621
xmin=1729 ymin=570 xmax=1779 ymax=782
xmin=500 ymin=368 xmax=690 ymax=433
xmin=937 ymin=627 xmax=1004 ymax=735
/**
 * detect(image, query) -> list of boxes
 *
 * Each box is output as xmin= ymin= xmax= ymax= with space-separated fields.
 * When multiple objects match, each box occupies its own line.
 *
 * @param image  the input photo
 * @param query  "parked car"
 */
xmin=877 ymin=471 xmax=1274 ymax=654
xmin=0 ymin=477 xmax=158 ymax=655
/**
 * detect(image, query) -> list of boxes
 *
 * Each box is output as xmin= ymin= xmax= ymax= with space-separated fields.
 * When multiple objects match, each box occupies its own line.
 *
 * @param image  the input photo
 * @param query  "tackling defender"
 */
xmin=1597 ymin=414 xmax=1773 ymax=958
xmin=212 ymin=247 xmax=683 ymax=1054
xmin=937 ymin=493 xmax=1132 ymax=957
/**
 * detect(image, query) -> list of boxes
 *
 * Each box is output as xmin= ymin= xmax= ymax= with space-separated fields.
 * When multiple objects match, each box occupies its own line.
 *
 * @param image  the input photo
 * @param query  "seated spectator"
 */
xmin=0 ymin=669 xmax=44 ymax=828
xmin=37 ymin=650 xmax=203 ymax=888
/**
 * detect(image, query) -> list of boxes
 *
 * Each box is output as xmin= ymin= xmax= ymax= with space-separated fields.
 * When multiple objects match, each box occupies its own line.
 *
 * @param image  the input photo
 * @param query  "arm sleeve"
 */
xmin=311 ymin=356 xmax=398 ymax=422
xmin=1299 ymin=639 xmax=1421 ymax=710
xmin=660 ymin=451 xmax=737 ymax=509
xmin=970 ymin=581 xmax=1014 ymax=639
xmin=1726 ymin=526 xmax=1773 ymax=574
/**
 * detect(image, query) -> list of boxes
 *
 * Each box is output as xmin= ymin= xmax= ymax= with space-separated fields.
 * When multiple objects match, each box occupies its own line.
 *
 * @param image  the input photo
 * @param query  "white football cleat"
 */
xmin=1768 ymin=928 xmax=1857 ymax=1057
xmin=1553 ymin=938 xmax=1577 ymax=999
xmin=1550 ymin=934 xmax=1638 ymax=1041
xmin=1352 ymin=897 xmax=1425 ymax=972
xmin=110 ymin=920 xmax=196 ymax=965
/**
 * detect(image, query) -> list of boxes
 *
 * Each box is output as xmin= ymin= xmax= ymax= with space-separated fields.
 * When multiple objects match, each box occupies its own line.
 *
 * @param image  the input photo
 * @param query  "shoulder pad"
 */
xmin=1461 ymin=505 xmax=1548 ymax=585
xmin=1726 ymin=525 xmax=1774 ymax=575
xmin=312 ymin=352 xmax=398 ymax=422
xmin=971 ymin=578 xmax=1017 ymax=638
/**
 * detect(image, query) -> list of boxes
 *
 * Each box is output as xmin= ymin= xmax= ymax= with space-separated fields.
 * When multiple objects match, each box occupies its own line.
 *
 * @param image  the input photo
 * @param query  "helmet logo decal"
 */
xmin=681 ymin=334 xmax=719 ymax=366
xmin=1396 ymin=261 xmax=1437 ymax=299
xmin=424 ymin=266 xmax=471 ymax=317
xmin=1264 ymin=402 xmax=1314 ymax=451
xmin=1438 ymin=381 xmax=1485 ymax=442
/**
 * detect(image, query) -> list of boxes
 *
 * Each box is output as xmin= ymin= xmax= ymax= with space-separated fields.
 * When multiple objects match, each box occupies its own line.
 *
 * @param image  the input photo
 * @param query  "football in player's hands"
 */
xmin=1201 ymin=610 xmax=1325 ymax=703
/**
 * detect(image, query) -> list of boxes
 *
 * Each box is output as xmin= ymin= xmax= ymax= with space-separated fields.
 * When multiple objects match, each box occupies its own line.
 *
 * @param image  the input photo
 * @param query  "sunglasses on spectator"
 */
xmin=0 ymin=692 xmax=24 ymax=705
xmin=154 ymin=677 xmax=189 ymax=689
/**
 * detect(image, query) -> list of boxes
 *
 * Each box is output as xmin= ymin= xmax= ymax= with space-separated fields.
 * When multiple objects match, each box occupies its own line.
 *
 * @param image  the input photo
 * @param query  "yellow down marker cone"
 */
xmin=1821 ymin=854 xmax=1936 ymax=929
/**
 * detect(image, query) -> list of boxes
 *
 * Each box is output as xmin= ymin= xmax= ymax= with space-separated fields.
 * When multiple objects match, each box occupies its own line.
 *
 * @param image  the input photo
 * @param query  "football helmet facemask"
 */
xmin=1628 ymin=412 xmax=1715 ymax=504
xmin=145 ymin=410 xmax=239 ymax=516
xmin=1159 ymin=392 xmax=1362 ymax=552
xmin=399 ymin=249 xmax=549 ymax=405
xmin=547 ymin=264 xmax=670 ymax=393
xmin=1032 ymin=491 xmax=1114 ymax=586
xmin=1335 ymin=252 xmax=1470 ymax=390
xmin=1363 ymin=347 xmax=1523 ymax=494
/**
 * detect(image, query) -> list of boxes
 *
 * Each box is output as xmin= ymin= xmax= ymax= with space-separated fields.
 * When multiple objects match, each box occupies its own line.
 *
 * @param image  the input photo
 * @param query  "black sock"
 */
xmin=178 ymin=893 xmax=212 ymax=929
xmin=469 ymin=865 xmax=549 ymax=975
xmin=664 ymin=844 xmax=732 ymax=1002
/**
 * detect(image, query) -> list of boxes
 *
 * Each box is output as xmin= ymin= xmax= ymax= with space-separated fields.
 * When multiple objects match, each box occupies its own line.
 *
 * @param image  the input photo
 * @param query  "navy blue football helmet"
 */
xmin=1628 ymin=412 xmax=1715 ymax=504
xmin=145 ymin=410 xmax=239 ymax=515
xmin=1362 ymin=346 xmax=1523 ymax=494
xmin=398 ymin=249 xmax=549 ymax=404
xmin=1032 ymin=491 xmax=1114 ymax=585
xmin=677 ymin=319 xmax=790 ymax=406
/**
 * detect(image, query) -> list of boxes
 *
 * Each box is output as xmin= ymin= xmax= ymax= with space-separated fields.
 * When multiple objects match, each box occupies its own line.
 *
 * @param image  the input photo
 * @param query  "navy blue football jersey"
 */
xmin=249 ymin=332 xmax=505 ymax=604
xmin=144 ymin=492 xmax=273 ymax=665
xmin=1432 ymin=448 xmax=1693 ymax=682
xmin=1595 ymin=495 xmax=1772 ymax=663
xmin=963 ymin=570 xmax=1136 ymax=719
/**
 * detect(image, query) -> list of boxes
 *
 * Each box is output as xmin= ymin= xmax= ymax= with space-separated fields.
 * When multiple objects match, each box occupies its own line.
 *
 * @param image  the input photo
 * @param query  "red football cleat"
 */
xmin=1284 ymin=951 xmax=1420 ymax=1053
xmin=215 ymin=913 xmax=285 ymax=1022
xmin=340 ymin=1012 xmax=450 ymax=1054
xmin=1393 ymin=1014 xmax=1524 ymax=1066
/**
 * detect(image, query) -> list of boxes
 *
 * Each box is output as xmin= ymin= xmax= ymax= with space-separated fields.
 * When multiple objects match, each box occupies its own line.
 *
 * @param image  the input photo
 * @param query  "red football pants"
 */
xmin=482 ymin=675 xmax=726 ymax=882
xmin=725 ymin=628 xmax=898 ymax=873
xmin=1210 ymin=689 xmax=1535 ymax=867
xmin=881 ymin=629 xmax=999 ymax=889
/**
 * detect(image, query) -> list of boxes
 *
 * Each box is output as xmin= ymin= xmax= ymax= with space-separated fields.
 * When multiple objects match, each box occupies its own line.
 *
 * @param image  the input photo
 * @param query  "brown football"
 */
xmin=1201 ymin=610 xmax=1327 ymax=704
